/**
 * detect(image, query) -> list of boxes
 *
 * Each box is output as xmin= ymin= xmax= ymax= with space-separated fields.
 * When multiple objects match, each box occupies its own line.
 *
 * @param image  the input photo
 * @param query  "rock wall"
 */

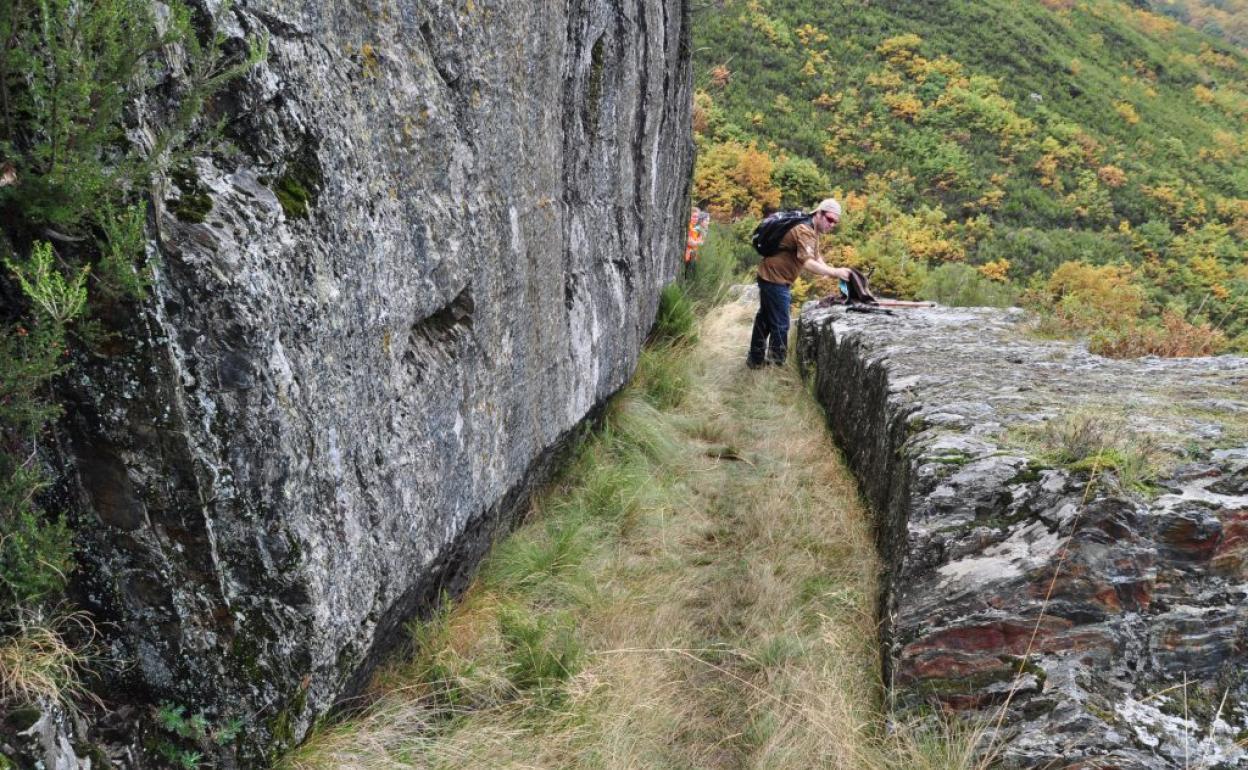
xmin=58 ymin=0 xmax=692 ymax=763
xmin=798 ymin=305 xmax=1248 ymax=768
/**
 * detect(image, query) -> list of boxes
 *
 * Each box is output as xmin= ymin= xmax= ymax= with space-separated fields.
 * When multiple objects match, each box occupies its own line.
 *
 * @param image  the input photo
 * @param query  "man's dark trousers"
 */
xmin=748 ymin=279 xmax=791 ymax=366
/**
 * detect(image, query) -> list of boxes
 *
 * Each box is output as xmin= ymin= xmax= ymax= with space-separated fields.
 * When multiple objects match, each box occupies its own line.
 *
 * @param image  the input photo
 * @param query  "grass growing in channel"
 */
xmin=282 ymin=298 xmax=991 ymax=770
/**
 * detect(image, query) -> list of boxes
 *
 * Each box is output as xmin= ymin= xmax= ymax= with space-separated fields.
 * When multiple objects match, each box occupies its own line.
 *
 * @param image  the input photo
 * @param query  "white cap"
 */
xmin=815 ymin=198 xmax=842 ymax=218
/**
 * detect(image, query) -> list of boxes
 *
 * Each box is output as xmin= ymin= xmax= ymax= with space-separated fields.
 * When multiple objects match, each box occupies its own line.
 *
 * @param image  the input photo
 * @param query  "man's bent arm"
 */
xmin=802 ymin=259 xmax=851 ymax=281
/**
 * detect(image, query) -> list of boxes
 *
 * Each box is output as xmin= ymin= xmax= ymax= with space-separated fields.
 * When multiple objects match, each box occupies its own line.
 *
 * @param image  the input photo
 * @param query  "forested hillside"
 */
xmin=1144 ymin=0 xmax=1248 ymax=47
xmin=691 ymin=0 xmax=1248 ymax=354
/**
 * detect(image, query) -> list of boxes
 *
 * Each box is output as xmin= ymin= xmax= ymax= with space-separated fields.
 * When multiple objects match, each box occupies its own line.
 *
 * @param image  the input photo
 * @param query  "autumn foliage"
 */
xmin=691 ymin=0 xmax=1248 ymax=355
xmin=693 ymin=140 xmax=780 ymax=220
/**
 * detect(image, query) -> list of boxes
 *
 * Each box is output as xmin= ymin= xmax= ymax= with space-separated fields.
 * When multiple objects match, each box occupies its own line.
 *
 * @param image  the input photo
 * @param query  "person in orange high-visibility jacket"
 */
xmin=685 ymin=208 xmax=707 ymax=278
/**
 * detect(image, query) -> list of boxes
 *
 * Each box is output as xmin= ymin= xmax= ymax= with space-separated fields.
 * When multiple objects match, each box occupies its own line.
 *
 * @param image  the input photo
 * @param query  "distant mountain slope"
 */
xmin=1143 ymin=0 xmax=1248 ymax=48
xmin=692 ymin=0 xmax=1248 ymax=351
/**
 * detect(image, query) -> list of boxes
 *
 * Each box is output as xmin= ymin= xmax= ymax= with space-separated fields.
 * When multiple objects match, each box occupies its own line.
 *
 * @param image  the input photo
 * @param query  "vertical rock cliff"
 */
xmin=58 ymin=0 xmax=692 ymax=761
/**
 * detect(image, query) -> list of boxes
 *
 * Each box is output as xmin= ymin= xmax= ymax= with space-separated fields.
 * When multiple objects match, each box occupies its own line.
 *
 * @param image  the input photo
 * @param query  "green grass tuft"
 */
xmin=650 ymin=283 xmax=698 ymax=345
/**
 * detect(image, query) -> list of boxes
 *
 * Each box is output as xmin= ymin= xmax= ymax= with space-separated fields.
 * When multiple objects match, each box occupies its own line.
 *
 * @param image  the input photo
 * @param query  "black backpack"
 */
xmin=751 ymin=211 xmax=811 ymax=256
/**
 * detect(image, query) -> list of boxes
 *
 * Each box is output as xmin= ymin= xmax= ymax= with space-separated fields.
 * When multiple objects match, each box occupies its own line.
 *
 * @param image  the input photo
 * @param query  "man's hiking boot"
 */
xmin=746 ymin=358 xmax=765 ymax=370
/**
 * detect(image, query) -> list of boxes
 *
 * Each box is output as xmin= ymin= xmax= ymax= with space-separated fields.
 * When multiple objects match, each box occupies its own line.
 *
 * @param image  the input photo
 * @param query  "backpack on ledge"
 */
xmin=751 ymin=210 xmax=811 ymax=256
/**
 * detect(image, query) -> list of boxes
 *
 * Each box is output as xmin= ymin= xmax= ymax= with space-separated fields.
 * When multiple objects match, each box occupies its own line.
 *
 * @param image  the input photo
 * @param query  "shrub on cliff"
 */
xmin=0 ymin=0 xmax=263 ymax=730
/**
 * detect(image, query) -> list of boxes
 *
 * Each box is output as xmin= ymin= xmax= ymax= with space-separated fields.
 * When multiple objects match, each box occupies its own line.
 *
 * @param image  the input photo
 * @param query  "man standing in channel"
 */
xmin=747 ymin=198 xmax=852 ymax=369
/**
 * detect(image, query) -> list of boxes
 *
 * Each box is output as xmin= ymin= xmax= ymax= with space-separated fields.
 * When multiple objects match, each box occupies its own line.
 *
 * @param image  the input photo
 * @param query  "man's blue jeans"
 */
xmin=748 ymin=279 xmax=791 ymax=366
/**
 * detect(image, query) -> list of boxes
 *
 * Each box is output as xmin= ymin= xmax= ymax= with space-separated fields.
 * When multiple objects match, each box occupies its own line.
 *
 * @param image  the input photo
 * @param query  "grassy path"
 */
xmin=283 ymin=300 xmax=911 ymax=769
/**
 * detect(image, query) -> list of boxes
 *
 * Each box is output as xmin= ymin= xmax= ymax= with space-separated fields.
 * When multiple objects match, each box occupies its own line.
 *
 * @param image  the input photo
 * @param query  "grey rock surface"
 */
xmin=3 ymin=699 xmax=90 ymax=770
xmin=798 ymin=304 xmax=1248 ymax=768
xmin=59 ymin=0 xmax=692 ymax=762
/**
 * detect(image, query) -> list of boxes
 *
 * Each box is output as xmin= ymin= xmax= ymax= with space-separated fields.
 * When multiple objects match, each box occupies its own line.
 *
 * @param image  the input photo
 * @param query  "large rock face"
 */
xmin=60 ymin=0 xmax=692 ymax=762
xmin=798 ymin=305 xmax=1248 ymax=768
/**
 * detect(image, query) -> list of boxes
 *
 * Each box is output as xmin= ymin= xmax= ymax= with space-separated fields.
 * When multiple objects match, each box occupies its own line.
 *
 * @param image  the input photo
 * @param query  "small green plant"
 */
xmin=152 ymin=702 xmax=245 ymax=768
xmin=4 ymin=243 xmax=89 ymax=327
xmin=166 ymin=166 xmax=215 ymax=225
xmin=0 ymin=506 xmax=73 ymax=609
xmin=157 ymin=702 xmax=211 ymax=739
xmin=1012 ymin=410 xmax=1165 ymax=493
xmin=275 ymin=172 xmax=313 ymax=220
xmin=94 ymin=205 xmax=153 ymax=301
xmin=0 ymin=243 xmax=82 ymax=619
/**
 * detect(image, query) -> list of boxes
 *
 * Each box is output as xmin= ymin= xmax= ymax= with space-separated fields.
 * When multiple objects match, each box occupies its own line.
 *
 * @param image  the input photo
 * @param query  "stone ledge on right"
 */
xmin=796 ymin=303 xmax=1248 ymax=769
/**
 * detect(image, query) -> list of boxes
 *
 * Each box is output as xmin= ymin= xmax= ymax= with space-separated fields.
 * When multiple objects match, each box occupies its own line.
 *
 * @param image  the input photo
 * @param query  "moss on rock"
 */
xmin=274 ymin=157 xmax=322 ymax=220
xmin=167 ymin=165 xmax=214 ymax=224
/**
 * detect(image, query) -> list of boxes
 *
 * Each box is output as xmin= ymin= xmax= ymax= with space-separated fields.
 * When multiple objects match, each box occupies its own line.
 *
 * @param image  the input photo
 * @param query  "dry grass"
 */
xmin=282 ymin=302 xmax=984 ymax=769
xmin=0 ymin=610 xmax=97 ymax=711
xmin=1006 ymin=408 xmax=1172 ymax=493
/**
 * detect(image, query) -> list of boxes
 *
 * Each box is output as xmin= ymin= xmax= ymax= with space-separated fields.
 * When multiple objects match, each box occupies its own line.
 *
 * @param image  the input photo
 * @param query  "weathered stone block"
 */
xmin=798 ymin=304 xmax=1248 ymax=768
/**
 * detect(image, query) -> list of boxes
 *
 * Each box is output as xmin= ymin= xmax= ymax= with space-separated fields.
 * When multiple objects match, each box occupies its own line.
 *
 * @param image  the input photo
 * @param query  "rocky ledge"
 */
xmin=797 ymin=305 xmax=1248 ymax=768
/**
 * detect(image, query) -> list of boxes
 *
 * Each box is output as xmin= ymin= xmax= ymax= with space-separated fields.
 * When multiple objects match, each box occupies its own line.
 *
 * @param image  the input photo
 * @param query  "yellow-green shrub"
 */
xmin=693 ymin=141 xmax=781 ymax=220
xmin=1039 ymin=260 xmax=1147 ymax=334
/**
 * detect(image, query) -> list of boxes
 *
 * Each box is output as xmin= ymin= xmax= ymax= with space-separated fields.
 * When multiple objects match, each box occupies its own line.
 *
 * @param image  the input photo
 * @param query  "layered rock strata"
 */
xmin=797 ymin=305 xmax=1248 ymax=768
xmin=58 ymin=0 xmax=692 ymax=763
